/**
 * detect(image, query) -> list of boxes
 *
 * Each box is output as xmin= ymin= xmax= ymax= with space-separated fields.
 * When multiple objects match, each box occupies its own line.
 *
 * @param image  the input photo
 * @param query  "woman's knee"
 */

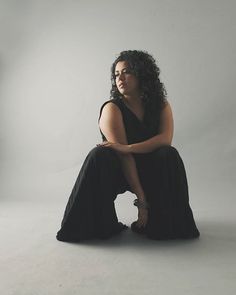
xmin=87 ymin=146 xmax=118 ymax=163
xmin=87 ymin=146 xmax=124 ymax=186
xmin=152 ymin=145 xmax=179 ymax=159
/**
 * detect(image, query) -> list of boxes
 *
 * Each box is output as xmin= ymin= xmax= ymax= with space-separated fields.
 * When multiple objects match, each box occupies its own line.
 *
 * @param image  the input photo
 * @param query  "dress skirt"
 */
xmin=56 ymin=144 xmax=200 ymax=242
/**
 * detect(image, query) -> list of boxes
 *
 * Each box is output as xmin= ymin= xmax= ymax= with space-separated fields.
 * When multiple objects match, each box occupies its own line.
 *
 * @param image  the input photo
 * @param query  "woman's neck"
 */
xmin=123 ymin=94 xmax=143 ymax=108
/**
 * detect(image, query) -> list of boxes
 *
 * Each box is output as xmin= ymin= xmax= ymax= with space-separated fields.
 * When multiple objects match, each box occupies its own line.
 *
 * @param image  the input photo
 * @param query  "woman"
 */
xmin=56 ymin=50 xmax=200 ymax=242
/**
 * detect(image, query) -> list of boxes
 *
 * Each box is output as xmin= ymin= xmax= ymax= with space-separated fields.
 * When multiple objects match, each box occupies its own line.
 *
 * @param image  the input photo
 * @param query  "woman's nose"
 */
xmin=118 ymin=73 xmax=125 ymax=81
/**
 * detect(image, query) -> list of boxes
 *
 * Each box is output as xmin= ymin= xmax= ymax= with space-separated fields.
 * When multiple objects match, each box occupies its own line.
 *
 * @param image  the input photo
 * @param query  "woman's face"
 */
xmin=114 ymin=61 xmax=140 ymax=96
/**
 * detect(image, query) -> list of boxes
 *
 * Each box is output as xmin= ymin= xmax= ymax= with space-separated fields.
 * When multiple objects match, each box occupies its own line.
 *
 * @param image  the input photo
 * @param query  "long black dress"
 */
xmin=56 ymin=97 xmax=200 ymax=242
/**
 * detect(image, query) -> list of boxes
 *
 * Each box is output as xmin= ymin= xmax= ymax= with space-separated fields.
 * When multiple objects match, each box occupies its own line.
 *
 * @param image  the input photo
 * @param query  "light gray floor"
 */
xmin=1 ymin=182 xmax=236 ymax=295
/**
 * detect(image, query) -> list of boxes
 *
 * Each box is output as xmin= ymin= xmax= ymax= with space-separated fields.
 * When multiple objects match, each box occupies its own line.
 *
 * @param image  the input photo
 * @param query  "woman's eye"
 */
xmin=115 ymin=70 xmax=129 ymax=77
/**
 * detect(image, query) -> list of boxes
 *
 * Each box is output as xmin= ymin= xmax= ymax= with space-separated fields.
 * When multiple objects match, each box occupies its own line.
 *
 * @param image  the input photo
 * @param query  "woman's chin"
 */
xmin=119 ymin=89 xmax=130 ymax=95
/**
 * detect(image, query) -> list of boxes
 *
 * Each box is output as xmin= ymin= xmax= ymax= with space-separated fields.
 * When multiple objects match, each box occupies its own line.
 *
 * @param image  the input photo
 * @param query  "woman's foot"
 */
xmin=131 ymin=221 xmax=147 ymax=235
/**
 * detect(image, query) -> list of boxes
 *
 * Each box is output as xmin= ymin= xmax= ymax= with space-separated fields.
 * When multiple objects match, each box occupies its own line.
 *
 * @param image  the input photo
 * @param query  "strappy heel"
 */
xmin=131 ymin=221 xmax=147 ymax=235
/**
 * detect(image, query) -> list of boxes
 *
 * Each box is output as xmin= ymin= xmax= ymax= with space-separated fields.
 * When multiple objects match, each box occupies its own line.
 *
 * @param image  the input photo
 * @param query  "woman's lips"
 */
xmin=119 ymin=83 xmax=126 ymax=88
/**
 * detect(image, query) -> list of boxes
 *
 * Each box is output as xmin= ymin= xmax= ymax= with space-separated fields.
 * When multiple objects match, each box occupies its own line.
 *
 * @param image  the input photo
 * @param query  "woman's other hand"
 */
xmin=96 ymin=141 xmax=131 ymax=154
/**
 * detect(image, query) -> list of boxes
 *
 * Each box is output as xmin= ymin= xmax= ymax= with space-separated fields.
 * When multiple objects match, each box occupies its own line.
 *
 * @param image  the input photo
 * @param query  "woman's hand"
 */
xmin=136 ymin=207 xmax=148 ymax=228
xmin=96 ymin=141 xmax=131 ymax=154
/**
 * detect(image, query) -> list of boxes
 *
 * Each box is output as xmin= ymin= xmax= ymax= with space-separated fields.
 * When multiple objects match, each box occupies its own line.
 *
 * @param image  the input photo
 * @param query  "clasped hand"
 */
xmin=96 ymin=141 xmax=130 ymax=154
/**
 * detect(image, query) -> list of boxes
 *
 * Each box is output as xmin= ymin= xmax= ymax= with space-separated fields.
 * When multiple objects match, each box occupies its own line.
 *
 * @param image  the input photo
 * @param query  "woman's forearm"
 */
xmin=128 ymin=133 xmax=171 ymax=154
xmin=117 ymin=153 xmax=146 ymax=202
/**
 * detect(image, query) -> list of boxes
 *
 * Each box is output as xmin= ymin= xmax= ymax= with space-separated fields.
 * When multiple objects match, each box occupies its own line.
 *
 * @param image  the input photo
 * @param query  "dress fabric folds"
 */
xmin=56 ymin=97 xmax=200 ymax=242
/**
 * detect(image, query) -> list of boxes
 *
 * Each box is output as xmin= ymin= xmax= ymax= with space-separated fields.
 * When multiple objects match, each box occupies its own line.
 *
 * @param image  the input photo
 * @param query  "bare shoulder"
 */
xmin=161 ymin=98 xmax=173 ymax=115
xmin=99 ymin=101 xmax=122 ymax=127
xmin=100 ymin=101 xmax=121 ymax=118
xmin=98 ymin=101 xmax=128 ymax=144
xmin=163 ymin=98 xmax=170 ymax=108
xmin=159 ymin=98 xmax=174 ymax=144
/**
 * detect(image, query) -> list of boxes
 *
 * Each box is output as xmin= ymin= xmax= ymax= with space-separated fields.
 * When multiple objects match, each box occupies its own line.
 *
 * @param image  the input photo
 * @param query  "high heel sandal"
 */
xmin=131 ymin=221 xmax=147 ymax=235
xmin=131 ymin=198 xmax=149 ymax=235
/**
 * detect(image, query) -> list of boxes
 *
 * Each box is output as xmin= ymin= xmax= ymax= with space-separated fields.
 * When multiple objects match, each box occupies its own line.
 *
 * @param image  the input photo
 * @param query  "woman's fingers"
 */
xmin=96 ymin=141 xmax=108 ymax=147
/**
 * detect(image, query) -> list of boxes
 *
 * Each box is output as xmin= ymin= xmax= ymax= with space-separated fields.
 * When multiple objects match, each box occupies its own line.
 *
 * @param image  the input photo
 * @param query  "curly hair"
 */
xmin=110 ymin=50 xmax=168 ymax=133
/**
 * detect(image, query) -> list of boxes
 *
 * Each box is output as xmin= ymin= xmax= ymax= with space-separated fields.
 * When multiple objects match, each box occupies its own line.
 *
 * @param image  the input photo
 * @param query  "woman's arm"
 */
xmin=116 ymin=153 xmax=146 ymax=201
xmin=128 ymin=101 xmax=174 ymax=154
xmin=98 ymin=102 xmax=146 ymax=202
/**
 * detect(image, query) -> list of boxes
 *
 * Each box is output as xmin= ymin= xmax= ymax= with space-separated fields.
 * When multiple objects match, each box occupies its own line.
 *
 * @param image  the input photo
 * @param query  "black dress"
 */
xmin=56 ymin=97 xmax=200 ymax=242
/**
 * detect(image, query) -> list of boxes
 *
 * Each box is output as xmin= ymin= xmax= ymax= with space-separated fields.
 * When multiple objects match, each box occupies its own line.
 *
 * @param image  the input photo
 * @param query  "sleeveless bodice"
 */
xmin=98 ymin=97 xmax=160 ymax=145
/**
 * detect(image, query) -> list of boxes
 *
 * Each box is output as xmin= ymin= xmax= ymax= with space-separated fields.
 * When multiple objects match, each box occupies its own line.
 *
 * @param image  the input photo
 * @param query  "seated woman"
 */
xmin=56 ymin=50 xmax=200 ymax=242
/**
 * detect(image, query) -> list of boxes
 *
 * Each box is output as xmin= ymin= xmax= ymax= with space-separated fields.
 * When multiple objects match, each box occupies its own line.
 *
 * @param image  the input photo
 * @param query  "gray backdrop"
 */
xmin=1 ymin=0 xmax=235 ymax=207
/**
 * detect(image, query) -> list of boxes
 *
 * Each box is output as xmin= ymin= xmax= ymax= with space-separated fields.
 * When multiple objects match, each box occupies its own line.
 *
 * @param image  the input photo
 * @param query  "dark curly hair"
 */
xmin=110 ymin=50 xmax=168 ymax=133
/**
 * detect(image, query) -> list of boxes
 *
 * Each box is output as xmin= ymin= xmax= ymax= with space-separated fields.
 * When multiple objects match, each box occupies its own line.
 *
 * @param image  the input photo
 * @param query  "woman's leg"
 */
xmin=138 ymin=145 xmax=200 ymax=240
xmin=56 ymin=146 xmax=130 ymax=242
